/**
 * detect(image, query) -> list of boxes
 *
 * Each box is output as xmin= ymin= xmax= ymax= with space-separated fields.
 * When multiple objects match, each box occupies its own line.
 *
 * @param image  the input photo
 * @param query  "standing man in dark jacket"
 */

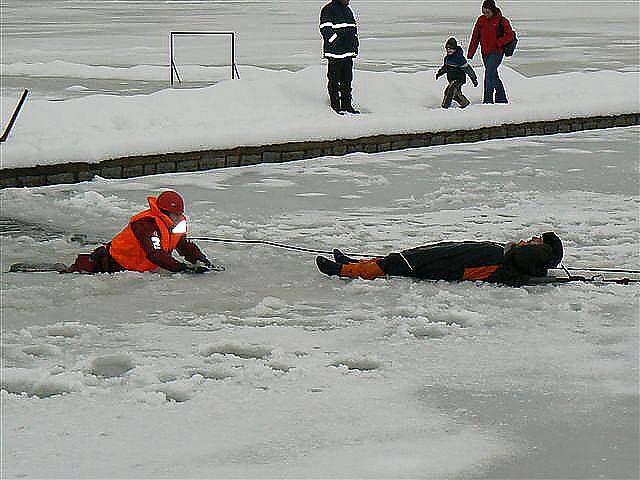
xmin=320 ymin=0 xmax=360 ymax=114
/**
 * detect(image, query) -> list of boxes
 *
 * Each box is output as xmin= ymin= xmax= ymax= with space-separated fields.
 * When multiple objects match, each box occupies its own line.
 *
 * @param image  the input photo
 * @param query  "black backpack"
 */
xmin=498 ymin=17 xmax=518 ymax=56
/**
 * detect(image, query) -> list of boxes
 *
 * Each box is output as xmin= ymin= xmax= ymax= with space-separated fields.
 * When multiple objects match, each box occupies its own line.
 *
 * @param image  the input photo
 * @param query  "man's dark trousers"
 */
xmin=327 ymin=57 xmax=353 ymax=111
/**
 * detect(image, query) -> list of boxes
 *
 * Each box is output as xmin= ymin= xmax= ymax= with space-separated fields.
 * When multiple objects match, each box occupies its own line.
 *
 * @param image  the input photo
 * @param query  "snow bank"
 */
xmin=330 ymin=356 xmax=383 ymax=371
xmin=1 ymin=368 xmax=82 ymax=398
xmin=1 ymin=66 xmax=638 ymax=169
xmin=0 ymin=61 xmax=278 ymax=82
xmin=199 ymin=342 xmax=273 ymax=360
xmin=88 ymin=353 xmax=135 ymax=378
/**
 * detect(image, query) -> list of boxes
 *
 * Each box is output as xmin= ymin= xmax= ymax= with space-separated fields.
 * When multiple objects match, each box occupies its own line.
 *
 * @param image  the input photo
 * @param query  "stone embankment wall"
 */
xmin=1 ymin=113 xmax=638 ymax=188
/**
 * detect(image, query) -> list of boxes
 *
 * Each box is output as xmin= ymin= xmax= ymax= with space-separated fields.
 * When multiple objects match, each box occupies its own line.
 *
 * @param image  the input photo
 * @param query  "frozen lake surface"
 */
xmin=2 ymin=127 xmax=638 ymax=478
xmin=2 ymin=0 xmax=639 ymax=100
xmin=1 ymin=1 xmax=639 ymax=477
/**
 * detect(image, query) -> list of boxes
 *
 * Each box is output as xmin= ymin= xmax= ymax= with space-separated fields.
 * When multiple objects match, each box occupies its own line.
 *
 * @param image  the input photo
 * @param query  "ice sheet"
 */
xmin=2 ymin=127 xmax=638 ymax=478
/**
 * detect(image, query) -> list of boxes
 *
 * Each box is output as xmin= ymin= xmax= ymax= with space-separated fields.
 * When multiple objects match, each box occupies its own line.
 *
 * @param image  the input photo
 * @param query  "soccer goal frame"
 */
xmin=169 ymin=31 xmax=240 ymax=86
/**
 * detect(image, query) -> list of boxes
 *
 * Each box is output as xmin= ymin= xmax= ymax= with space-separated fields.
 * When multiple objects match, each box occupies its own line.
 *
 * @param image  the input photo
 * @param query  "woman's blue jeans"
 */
xmin=482 ymin=53 xmax=507 ymax=103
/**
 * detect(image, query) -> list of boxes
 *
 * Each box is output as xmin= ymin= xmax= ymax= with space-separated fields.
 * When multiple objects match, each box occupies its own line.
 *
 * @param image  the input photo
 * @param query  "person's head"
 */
xmin=510 ymin=232 xmax=563 ymax=268
xmin=157 ymin=190 xmax=184 ymax=224
xmin=541 ymin=232 xmax=563 ymax=268
xmin=482 ymin=0 xmax=498 ymax=18
xmin=445 ymin=37 xmax=458 ymax=54
xmin=337 ymin=0 xmax=350 ymax=6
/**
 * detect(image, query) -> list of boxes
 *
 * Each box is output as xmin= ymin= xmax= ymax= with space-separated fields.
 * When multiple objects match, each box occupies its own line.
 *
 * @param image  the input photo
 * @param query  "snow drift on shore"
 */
xmin=1 ymin=65 xmax=638 ymax=169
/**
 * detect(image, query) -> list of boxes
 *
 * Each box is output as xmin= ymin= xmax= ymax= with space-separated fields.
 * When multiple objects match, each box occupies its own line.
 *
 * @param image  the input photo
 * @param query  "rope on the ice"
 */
xmin=562 ymin=266 xmax=640 ymax=274
xmin=190 ymin=236 xmax=377 ymax=258
xmin=557 ymin=263 xmax=640 ymax=284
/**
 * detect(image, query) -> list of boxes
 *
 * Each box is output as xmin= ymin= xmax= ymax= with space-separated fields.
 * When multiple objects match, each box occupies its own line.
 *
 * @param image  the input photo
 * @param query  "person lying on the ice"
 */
xmin=316 ymin=232 xmax=563 ymax=286
xmin=66 ymin=190 xmax=213 ymax=274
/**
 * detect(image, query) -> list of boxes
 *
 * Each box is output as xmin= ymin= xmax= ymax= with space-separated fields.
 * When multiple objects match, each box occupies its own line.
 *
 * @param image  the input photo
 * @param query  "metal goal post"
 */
xmin=169 ymin=31 xmax=239 ymax=86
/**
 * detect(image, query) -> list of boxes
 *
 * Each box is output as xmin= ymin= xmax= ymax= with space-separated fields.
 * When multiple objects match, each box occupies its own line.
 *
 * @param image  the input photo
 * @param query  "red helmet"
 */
xmin=157 ymin=190 xmax=184 ymax=215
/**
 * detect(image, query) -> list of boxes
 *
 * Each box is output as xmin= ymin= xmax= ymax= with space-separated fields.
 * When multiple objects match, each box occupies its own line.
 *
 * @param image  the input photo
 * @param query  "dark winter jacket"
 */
xmin=467 ymin=9 xmax=515 ymax=58
xmin=379 ymin=235 xmax=563 ymax=286
xmin=436 ymin=46 xmax=478 ymax=85
xmin=320 ymin=0 xmax=359 ymax=59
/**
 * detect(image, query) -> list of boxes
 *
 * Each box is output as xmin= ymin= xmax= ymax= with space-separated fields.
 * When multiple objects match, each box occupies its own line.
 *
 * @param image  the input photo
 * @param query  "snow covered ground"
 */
xmin=2 ymin=66 xmax=638 ymax=169
xmin=2 ymin=127 xmax=639 ymax=478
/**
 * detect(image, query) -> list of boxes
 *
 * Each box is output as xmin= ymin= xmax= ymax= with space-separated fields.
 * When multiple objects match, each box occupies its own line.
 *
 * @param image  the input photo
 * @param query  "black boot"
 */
xmin=333 ymin=248 xmax=358 ymax=264
xmin=316 ymin=256 xmax=342 ymax=276
xmin=340 ymin=93 xmax=360 ymax=114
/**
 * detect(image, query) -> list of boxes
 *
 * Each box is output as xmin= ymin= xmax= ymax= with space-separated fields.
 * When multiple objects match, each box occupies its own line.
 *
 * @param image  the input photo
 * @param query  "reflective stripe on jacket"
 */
xmin=320 ymin=0 xmax=359 ymax=59
xmin=110 ymin=196 xmax=187 ymax=272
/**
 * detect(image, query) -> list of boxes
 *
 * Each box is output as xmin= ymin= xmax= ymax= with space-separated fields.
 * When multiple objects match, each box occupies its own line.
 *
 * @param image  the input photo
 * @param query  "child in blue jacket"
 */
xmin=436 ymin=37 xmax=478 ymax=108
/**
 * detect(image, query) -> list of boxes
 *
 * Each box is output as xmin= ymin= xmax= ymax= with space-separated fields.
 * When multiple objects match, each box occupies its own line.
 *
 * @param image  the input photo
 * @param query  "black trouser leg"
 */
xmin=338 ymin=58 xmax=354 ymax=111
xmin=327 ymin=59 xmax=342 ymax=111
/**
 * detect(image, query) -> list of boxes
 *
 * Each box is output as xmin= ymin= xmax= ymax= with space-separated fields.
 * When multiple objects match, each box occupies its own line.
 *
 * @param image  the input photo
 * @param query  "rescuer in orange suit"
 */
xmin=66 ymin=190 xmax=213 ymax=274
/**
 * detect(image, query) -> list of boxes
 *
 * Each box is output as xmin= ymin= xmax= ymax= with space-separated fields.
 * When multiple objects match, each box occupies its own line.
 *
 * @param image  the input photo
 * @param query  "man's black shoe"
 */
xmin=333 ymin=248 xmax=358 ymax=264
xmin=316 ymin=256 xmax=342 ymax=276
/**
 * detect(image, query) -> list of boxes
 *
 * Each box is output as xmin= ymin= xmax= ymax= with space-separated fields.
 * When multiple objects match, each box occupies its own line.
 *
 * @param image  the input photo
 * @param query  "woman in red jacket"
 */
xmin=467 ymin=0 xmax=515 ymax=104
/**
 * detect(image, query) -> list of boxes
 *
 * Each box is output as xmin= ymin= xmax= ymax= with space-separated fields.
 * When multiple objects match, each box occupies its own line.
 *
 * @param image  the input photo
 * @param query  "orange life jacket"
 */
xmin=109 ymin=196 xmax=187 ymax=272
